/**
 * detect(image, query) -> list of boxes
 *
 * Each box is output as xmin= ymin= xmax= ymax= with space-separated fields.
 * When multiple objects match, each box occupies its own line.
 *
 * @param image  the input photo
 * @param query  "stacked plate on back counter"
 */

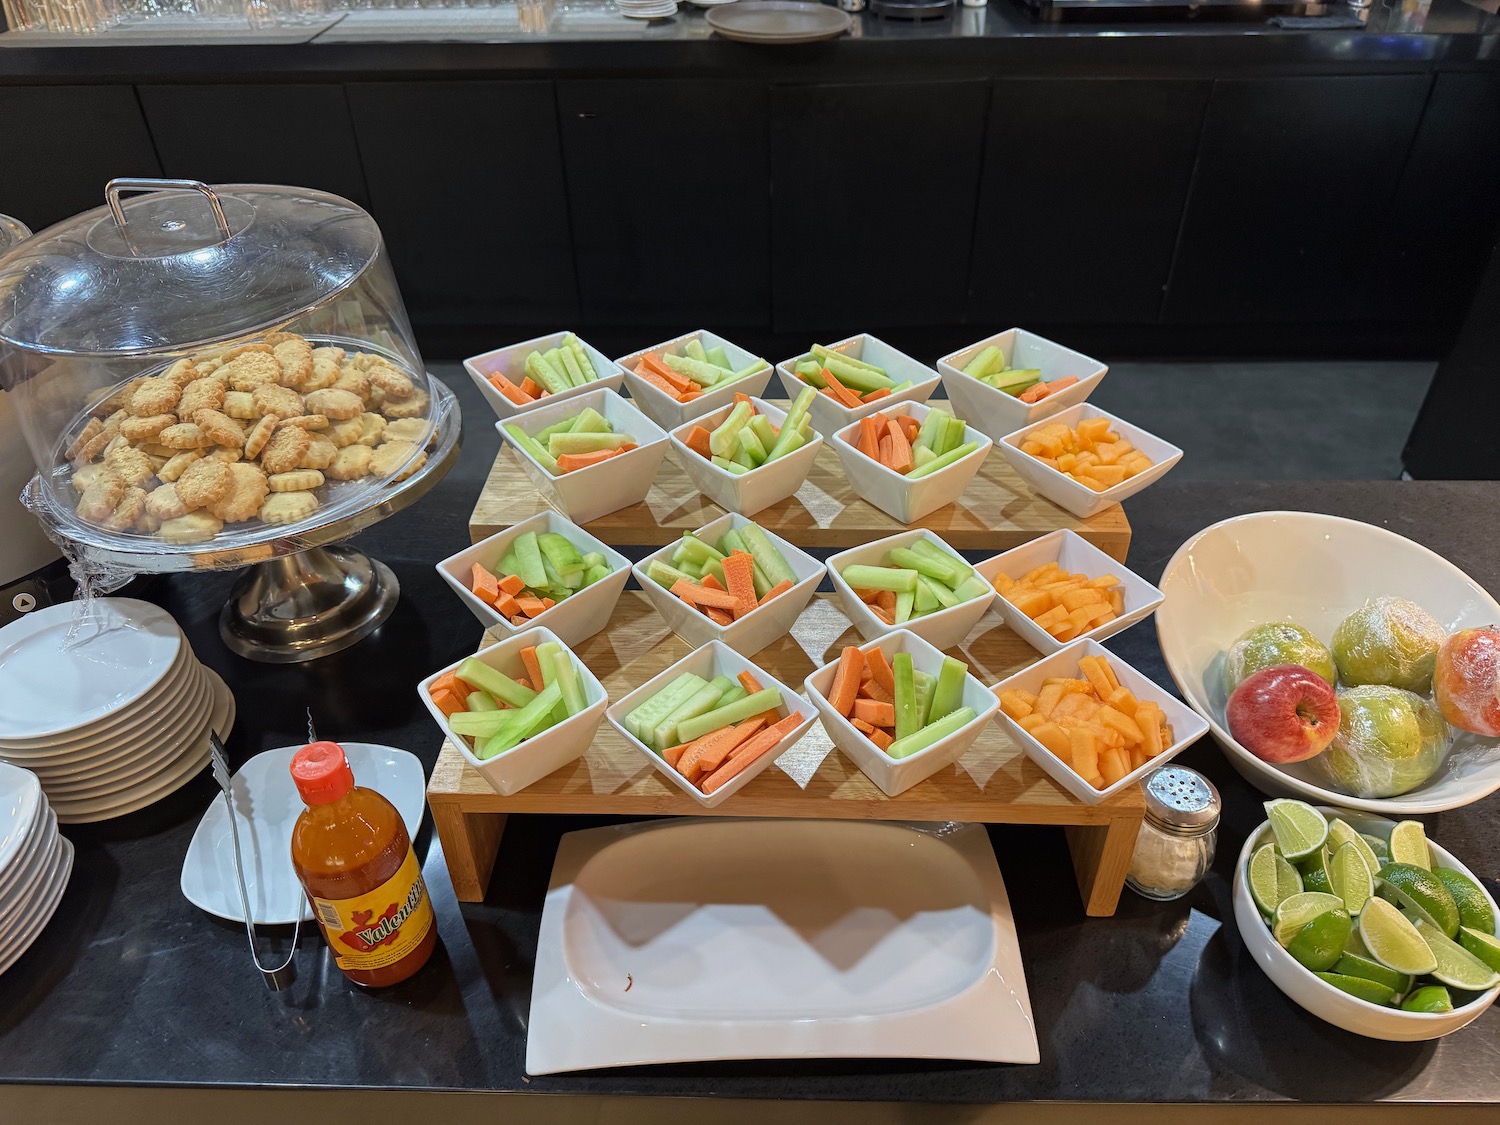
xmin=0 ymin=599 xmax=234 ymax=824
xmin=0 ymin=761 xmax=71 ymax=975
xmin=617 ymin=0 xmax=679 ymax=18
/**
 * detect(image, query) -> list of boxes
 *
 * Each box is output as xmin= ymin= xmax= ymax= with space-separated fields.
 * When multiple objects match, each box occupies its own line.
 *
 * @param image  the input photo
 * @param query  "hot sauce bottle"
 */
xmin=290 ymin=741 xmax=436 ymax=987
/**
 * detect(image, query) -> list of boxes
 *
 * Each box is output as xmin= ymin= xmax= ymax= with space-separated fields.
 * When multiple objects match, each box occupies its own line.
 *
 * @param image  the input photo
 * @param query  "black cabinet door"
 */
xmin=139 ymin=84 xmax=369 ymax=208
xmin=769 ymin=81 xmax=989 ymax=334
xmin=968 ymin=79 xmax=1209 ymax=328
xmin=558 ymin=80 xmax=769 ymax=329
xmin=346 ymin=81 xmax=578 ymax=329
xmin=1163 ymin=76 xmax=1430 ymax=325
xmin=0 ymin=86 xmax=161 ymax=231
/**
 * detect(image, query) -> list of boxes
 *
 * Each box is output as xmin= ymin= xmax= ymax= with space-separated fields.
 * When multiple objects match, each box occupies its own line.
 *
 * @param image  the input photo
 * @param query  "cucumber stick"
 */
xmin=911 ymin=670 xmax=935 ymax=727
xmin=705 ymin=344 xmax=732 ymax=371
xmin=906 ymin=442 xmax=982 ymax=480
xmin=719 ymin=528 xmax=772 ymax=597
xmin=766 ymin=387 xmax=817 ymax=461
xmin=811 ymin=343 xmax=886 ymax=377
xmin=456 ymin=657 xmax=538 ymax=708
xmin=525 ymin=350 xmax=569 ymax=394
xmin=887 ymin=707 xmax=977 ymax=760
xmin=549 ymin=432 xmax=631 ymax=456
xmin=928 ymin=657 xmax=968 ymax=724
xmin=557 ymin=346 xmax=587 ymax=388
xmin=466 ymin=691 xmax=500 ymax=713
xmin=676 ymin=688 xmax=782 ymax=745
xmin=561 ymin=333 xmax=598 ymax=380
xmin=895 ymin=590 xmax=915 ymax=624
xmin=713 ymin=456 xmax=750 ymax=476
xmin=676 ymin=533 xmax=725 ymax=566
xmin=820 ymin=355 xmax=894 ymax=393
xmin=663 ymin=352 xmax=729 ymax=388
xmin=568 ymin=407 xmax=611 ymax=435
xmin=653 ymin=675 xmax=735 ymax=750
xmin=625 ymin=673 xmax=705 ymax=743
xmin=908 ymin=539 xmax=974 ymax=586
xmin=918 ymin=574 xmax=961 ymax=610
xmin=893 ymin=653 xmax=919 ymax=741
xmin=888 ymin=546 xmax=959 ymax=587
xmin=684 ymin=338 xmax=709 ymax=364
xmin=962 ymin=345 xmax=1004 ymax=378
xmin=710 ymin=401 xmax=754 ymax=458
xmin=511 ymin=532 xmax=547 ymax=590
xmin=504 ymin=424 xmax=561 ymax=476
xmin=738 ymin=523 xmax=796 ymax=588
xmin=478 ymin=682 xmax=564 ymax=759
xmin=841 ymin=565 xmax=917 ymax=593
xmin=647 ymin=559 xmax=694 ymax=590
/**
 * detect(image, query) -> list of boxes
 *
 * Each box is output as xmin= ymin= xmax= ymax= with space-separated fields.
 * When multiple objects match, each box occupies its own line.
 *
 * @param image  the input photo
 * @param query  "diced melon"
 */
xmin=1018 ymin=713 xmax=1047 ymax=732
xmin=1108 ymin=588 xmax=1125 ymax=615
xmin=1076 ymin=417 xmax=1112 ymax=445
xmin=1069 ymin=728 xmax=1099 ymax=778
xmin=1060 ymin=587 xmax=1107 ymax=611
xmin=1009 ymin=588 xmax=1053 ymax=618
xmin=1035 ymin=682 xmax=1064 ymax=719
xmin=999 ymin=690 xmax=1033 ymax=720
xmin=1029 ymin=721 xmax=1072 ymax=761
xmin=1105 ymin=687 xmax=1138 ymax=716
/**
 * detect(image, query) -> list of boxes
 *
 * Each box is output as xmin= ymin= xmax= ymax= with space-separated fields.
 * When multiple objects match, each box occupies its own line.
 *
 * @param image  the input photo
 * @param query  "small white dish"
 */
xmin=775 ymin=333 xmax=940 ymax=437
xmin=988 ymin=637 xmax=1209 ymax=805
xmin=632 ymin=513 xmax=825 ymax=656
xmin=667 ymin=396 xmax=823 ymax=517
xmin=615 ymin=329 xmax=774 ymax=430
xmin=974 ymin=529 xmax=1164 ymax=655
xmin=826 ymin=529 xmax=996 ymax=651
xmin=998 ymin=403 xmax=1182 ymax=520
xmin=180 ymin=742 xmax=427 ymax=925
xmin=463 ymin=330 xmax=625 ymax=422
xmin=828 ymin=399 xmax=992 ymax=524
xmin=526 ymin=817 xmax=1037 ymax=1073
xmin=496 ymin=387 xmax=669 ymax=525
xmin=804 ymin=629 xmax=1000 ymax=798
xmin=937 ymin=328 xmax=1109 ymax=439
xmin=0 ymin=837 xmax=72 ymax=976
xmin=418 ymin=627 xmax=608 ymax=797
xmin=436 ymin=510 xmax=632 ymax=647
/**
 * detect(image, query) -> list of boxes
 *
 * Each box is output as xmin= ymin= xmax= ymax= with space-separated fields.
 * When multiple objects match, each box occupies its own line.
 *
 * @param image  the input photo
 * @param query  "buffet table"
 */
xmin=1 ymin=368 xmax=1497 ymax=1122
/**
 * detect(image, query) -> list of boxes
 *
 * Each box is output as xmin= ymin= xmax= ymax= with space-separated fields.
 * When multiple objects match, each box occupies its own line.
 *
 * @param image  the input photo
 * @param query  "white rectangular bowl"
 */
xmin=829 ymin=399 xmax=993 ymax=524
xmin=998 ymin=402 xmax=1183 ymax=520
xmin=417 ymin=626 xmax=608 ymax=797
xmin=988 ymin=637 xmax=1208 ymax=805
xmin=775 ymin=333 xmax=940 ymax=436
xmin=973 ymin=529 xmax=1164 ymax=656
xmin=615 ymin=329 xmax=775 ymax=429
xmin=495 ymin=387 xmax=670 ymax=524
xmin=667 ymin=397 xmax=824 ymax=516
xmin=804 ymin=629 xmax=1000 ymax=798
xmin=603 ymin=640 xmax=819 ymax=808
xmin=632 ymin=513 xmax=826 ymax=656
xmin=937 ymin=328 xmax=1109 ymax=438
xmin=435 ymin=510 xmax=633 ymax=647
xmin=827 ymin=528 xmax=997 ymax=651
xmin=464 ymin=330 xmax=625 ymax=421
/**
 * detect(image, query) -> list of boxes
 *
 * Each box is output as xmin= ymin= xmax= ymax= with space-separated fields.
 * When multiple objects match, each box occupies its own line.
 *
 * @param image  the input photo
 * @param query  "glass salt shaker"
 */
xmin=1126 ymin=766 xmax=1220 ymax=901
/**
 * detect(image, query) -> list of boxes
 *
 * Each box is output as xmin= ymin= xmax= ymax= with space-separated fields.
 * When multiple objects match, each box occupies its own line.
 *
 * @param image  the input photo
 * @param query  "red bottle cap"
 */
xmin=290 ymin=740 xmax=355 ymax=805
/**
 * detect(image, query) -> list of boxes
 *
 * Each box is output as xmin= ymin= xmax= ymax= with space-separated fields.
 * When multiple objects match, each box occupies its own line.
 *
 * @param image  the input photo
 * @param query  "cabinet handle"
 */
xmin=577 ymin=112 xmax=596 ymax=119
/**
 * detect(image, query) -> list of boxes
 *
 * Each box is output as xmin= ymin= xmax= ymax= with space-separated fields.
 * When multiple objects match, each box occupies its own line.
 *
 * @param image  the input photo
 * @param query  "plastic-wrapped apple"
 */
xmin=1223 ymin=622 xmax=1337 ymax=694
xmin=1317 ymin=685 xmax=1448 ymax=798
xmin=1226 ymin=664 xmax=1340 ymax=764
xmin=1434 ymin=626 xmax=1500 ymax=737
xmin=1331 ymin=596 xmax=1446 ymax=694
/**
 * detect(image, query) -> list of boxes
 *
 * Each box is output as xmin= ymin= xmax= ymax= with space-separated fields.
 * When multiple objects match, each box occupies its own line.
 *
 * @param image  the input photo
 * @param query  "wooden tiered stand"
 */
xmin=430 ymin=418 xmax=1144 ymax=916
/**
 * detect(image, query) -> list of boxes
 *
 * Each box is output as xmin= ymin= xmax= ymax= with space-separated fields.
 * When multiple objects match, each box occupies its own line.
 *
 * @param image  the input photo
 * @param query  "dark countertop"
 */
xmin=2 ymin=366 xmax=1499 ymax=1122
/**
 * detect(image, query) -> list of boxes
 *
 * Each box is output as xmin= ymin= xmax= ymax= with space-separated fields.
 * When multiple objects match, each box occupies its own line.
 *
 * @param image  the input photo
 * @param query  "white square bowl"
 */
xmin=615 ymin=329 xmax=775 ymax=430
xmin=973 ymin=529 xmax=1164 ymax=656
xmin=666 ymin=397 xmax=824 ymax=517
xmin=937 ymin=329 xmax=1109 ymax=439
xmin=998 ymin=403 xmax=1183 ymax=520
xmin=603 ymin=640 xmax=819 ymax=808
xmin=827 ymin=528 xmax=997 ymax=651
xmin=988 ymin=637 xmax=1209 ymax=805
xmin=417 ymin=626 xmax=608 ymax=797
xmin=495 ymin=387 xmax=670 ymax=524
xmin=435 ymin=510 xmax=632 ymax=647
xmin=804 ymin=629 xmax=1000 ymax=798
xmin=828 ymin=400 xmax=993 ymax=524
xmin=775 ymin=333 xmax=940 ymax=436
xmin=632 ymin=513 xmax=826 ymax=656
xmin=464 ymin=330 xmax=625 ymax=421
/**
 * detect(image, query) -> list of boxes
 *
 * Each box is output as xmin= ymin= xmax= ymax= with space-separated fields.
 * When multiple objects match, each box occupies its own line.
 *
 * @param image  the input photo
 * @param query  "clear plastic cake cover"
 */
xmin=0 ymin=214 xmax=29 ymax=255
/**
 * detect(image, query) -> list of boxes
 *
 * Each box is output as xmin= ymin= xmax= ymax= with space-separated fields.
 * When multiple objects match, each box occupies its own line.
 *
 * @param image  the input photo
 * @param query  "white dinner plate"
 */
xmin=0 ymin=837 xmax=72 ymax=975
xmin=180 ymin=742 xmax=427 ymax=925
xmin=0 ymin=822 xmax=59 ymax=934
xmin=0 ymin=806 xmax=54 ymax=906
xmin=527 ymin=819 xmax=1037 ymax=1074
xmin=0 ymin=762 xmax=43 ymax=874
xmin=0 ymin=599 xmax=183 ymax=741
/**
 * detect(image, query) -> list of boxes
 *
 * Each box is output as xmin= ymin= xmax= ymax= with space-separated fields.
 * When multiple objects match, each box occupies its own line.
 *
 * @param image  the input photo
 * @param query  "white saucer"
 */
xmin=0 ymin=837 xmax=72 ymax=975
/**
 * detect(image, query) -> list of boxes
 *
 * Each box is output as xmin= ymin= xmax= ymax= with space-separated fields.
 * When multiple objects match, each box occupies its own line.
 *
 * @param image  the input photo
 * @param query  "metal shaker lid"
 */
xmin=1143 ymin=765 xmax=1220 ymax=833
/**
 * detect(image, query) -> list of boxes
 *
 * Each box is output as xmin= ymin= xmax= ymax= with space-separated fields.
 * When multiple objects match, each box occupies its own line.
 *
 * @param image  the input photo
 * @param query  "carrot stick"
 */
xmin=701 ymin=573 xmax=727 ymax=592
xmin=557 ymin=448 xmax=626 ymax=472
xmin=677 ymin=724 xmax=743 ymax=779
xmin=1017 ymin=384 xmax=1047 ymax=404
xmin=519 ymin=376 xmax=544 ymax=399
xmin=899 ymin=414 xmax=921 ymax=442
xmin=1043 ymin=375 xmax=1079 ymax=396
xmin=821 ymin=367 xmax=863 ymax=408
xmin=853 ymin=699 xmax=895 ymax=727
xmin=885 ymin=418 xmax=913 ymax=473
xmin=852 ymin=717 xmax=877 ymax=734
xmin=860 ymin=677 xmax=894 ymax=704
xmin=865 ymin=647 xmax=896 ymax=696
xmin=519 ymin=646 xmax=544 ymax=689
xmin=497 ymin=573 xmax=525 ymax=596
xmin=878 ymin=434 xmax=894 ymax=466
xmin=705 ymin=606 xmax=734 ymax=627
xmin=469 ymin=563 xmax=501 ymax=605
xmin=684 ymin=425 xmax=713 ymax=459
xmin=759 ymin=579 xmax=793 ymax=605
xmin=488 ymin=372 xmax=530 ymax=406
xmin=733 ymin=392 xmax=754 ymax=406
xmin=494 ymin=593 xmax=521 ymax=618
xmin=701 ymin=714 xmax=804 ymax=793
xmin=738 ymin=671 xmax=763 ymax=694
xmin=515 ymin=595 xmax=548 ymax=618
xmin=858 ymin=416 xmax=881 ymax=459
xmin=429 ymin=670 xmax=464 ymax=698
xmin=663 ymin=737 xmax=697 ymax=769
xmin=431 ymin=686 xmax=467 ymax=718
xmin=634 ymin=362 xmax=684 ymax=399
xmin=874 ymin=590 xmax=897 ymax=614
xmin=869 ymin=728 xmax=894 ymax=752
xmin=669 ymin=579 xmax=739 ymax=611
xmin=828 ymin=646 xmax=864 ymax=717
xmin=861 ymin=387 xmax=891 ymax=403
xmin=869 ymin=605 xmax=894 ymax=626
xmin=694 ymin=717 xmax=768 ymax=774
xmin=722 ymin=550 xmax=758 ymax=619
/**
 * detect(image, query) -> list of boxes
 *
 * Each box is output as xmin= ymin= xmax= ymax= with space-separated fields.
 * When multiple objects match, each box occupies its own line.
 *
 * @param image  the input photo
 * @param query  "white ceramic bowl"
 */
xmin=464 ymin=330 xmax=625 ymax=421
xmin=633 ymin=513 xmax=825 ymax=656
xmin=974 ymin=529 xmax=1164 ymax=656
xmin=989 ymin=638 xmax=1209 ymax=805
xmin=937 ymin=328 xmax=1109 ymax=439
xmin=804 ymin=629 xmax=1000 ymax=798
xmin=1234 ymin=806 xmax=1500 ymax=1041
xmin=604 ymin=640 xmax=818 ymax=808
xmin=666 ymin=397 xmax=823 ymax=517
xmin=998 ymin=403 xmax=1183 ymax=520
xmin=774 ymin=333 xmax=940 ymax=437
xmin=1157 ymin=510 xmax=1500 ymax=814
xmin=615 ymin=329 xmax=775 ymax=430
xmin=826 ymin=528 xmax=996 ymax=652
xmin=828 ymin=399 xmax=993 ymax=524
xmin=435 ymin=510 xmax=632 ymax=647
xmin=495 ymin=387 xmax=670 ymax=524
xmin=418 ymin=627 xmax=608 ymax=797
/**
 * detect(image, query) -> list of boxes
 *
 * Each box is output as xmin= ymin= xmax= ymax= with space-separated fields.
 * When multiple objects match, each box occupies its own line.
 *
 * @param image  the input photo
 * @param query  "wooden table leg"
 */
xmin=430 ymin=804 xmax=508 ymax=903
xmin=1064 ymin=813 xmax=1143 ymax=917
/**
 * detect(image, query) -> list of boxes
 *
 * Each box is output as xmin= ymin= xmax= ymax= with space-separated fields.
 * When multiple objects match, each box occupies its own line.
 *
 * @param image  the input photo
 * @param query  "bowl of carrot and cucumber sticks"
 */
xmin=616 ymin=330 xmax=775 ymax=429
xmin=937 ymin=329 xmax=1108 ymax=438
xmin=465 ymin=330 xmax=625 ymax=421
xmin=775 ymin=334 xmax=939 ymax=437
xmin=829 ymin=400 xmax=992 ymax=524
xmin=668 ymin=390 xmax=823 ymax=517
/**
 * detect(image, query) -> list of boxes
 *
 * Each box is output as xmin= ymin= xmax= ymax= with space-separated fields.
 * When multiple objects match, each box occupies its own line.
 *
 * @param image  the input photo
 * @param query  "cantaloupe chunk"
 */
xmin=1106 ymin=687 xmax=1139 ymax=716
xmin=1060 ymin=587 xmax=1107 ymax=611
xmin=1035 ymin=683 xmax=1065 ymax=719
xmin=1108 ymin=588 xmax=1125 ymax=616
xmin=1076 ymin=417 xmax=1112 ymax=445
xmin=1033 ymin=604 xmax=1069 ymax=631
xmin=1049 ymin=621 xmax=1079 ymax=642
xmin=1022 ymin=562 xmax=1061 ymax=583
xmin=999 ymin=690 xmax=1033 ymax=720
xmin=1099 ymin=747 xmax=1129 ymax=786
xmin=1018 ymin=713 xmax=1047 ymax=732
xmin=1069 ymin=727 xmax=1099 ymax=778
xmin=1008 ymin=588 xmax=1053 ymax=618
xmin=1098 ymin=705 xmax=1145 ymax=745
xmin=1029 ymin=721 xmax=1072 ymax=761
xmin=1083 ymin=464 xmax=1128 ymax=487
xmin=993 ymin=572 xmax=1016 ymax=592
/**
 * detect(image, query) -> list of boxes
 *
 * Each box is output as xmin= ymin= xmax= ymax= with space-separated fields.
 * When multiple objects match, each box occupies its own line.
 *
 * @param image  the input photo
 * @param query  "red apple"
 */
xmin=1227 ymin=664 xmax=1340 ymax=764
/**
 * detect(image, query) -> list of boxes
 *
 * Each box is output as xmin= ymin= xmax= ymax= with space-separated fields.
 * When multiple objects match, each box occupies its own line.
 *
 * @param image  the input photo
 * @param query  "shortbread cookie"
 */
xmin=102 ymin=434 xmax=130 ymax=459
xmin=267 ymin=469 xmax=323 ymax=493
xmin=101 ymin=486 xmax=148 ymax=532
xmin=326 ymin=417 xmax=364 ymax=448
xmin=138 ymin=442 xmax=179 ymax=460
xmin=259 ymin=491 xmax=319 ymax=525
xmin=179 ymin=376 xmax=226 ymax=418
xmin=119 ymin=414 xmax=177 ymax=443
xmin=66 ymin=419 xmax=104 ymax=462
xmin=370 ymin=440 xmax=419 ymax=479
xmin=243 ymin=415 xmax=277 ymax=460
xmin=205 ymin=446 xmax=242 ymax=464
xmin=223 ymin=391 xmax=258 ymax=420
xmin=71 ymin=464 xmax=108 ymax=494
xmin=103 ymin=445 xmax=156 ymax=487
xmin=303 ymin=388 xmax=363 ymax=421
xmin=269 ymin=333 xmax=313 ymax=388
xmin=279 ymin=414 xmax=328 ymax=431
xmin=176 ymin=458 xmax=234 ymax=509
xmin=251 ymin=383 xmax=304 ymax=420
xmin=356 ymin=413 xmax=386 ymax=447
xmin=162 ymin=359 xmax=198 ymax=388
xmin=76 ymin=473 xmax=125 ymax=523
xmin=222 ymin=351 xmax=281 ymax=392
xmin=193 ymin=408 xmax=244 ymax=448
xmin=136 ymin=513 xmax=162 ymax=534
xmin=159 ymin=422 xmax=210 ymax=450
xmin=366 ymin=360 xmax=415 ymax=401
xmin=301 ymin=437 xmax=337 ymax=471
xmin=159 ymin=512 xmax=222 ymax=544
xmin=325 ymin=444 xmax=373 ymax=480
xmin=331 ymin=367 xmax=369 ymax=399
xmin=97 ymin=378 xmax=144 ymax=416
xmin=220 ymin=343 xmax=273 ymax=361
xmin=145 ymin=483 xmax=190 ymax=521
xmin=128 ymin=375 xmax=182 ymax=418
xmin=381 ymin=388 xmax=429 ymax=420
xmin=382 ymin=418 xmax=431 ymax=445
xmin=193 ymin=357 xmax=225 ymax=378
xmin=75 ymin=427 xmax=115 ymax=464
xmin=156 ymin=450 xmax=203 ymax=482
xmin=208 ymin=462 xmax=270 ymax=522
xmin=259 ymin=424 xmax=312 ymax=475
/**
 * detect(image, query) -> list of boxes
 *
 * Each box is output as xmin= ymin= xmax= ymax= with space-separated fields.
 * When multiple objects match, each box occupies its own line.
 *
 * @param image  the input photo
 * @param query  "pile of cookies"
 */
xmin=64 ymin=332 xmax=433 ymax=544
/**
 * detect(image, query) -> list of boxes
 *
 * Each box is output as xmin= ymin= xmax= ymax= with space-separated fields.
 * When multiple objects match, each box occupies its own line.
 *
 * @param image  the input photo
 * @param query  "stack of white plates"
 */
xmin=0 ymin=761 xmax=72 ymax=975
xmin=0 ymin=599 xmax=235 ymax=824
xmin=617 ymin=0 xmax=679 ymax=18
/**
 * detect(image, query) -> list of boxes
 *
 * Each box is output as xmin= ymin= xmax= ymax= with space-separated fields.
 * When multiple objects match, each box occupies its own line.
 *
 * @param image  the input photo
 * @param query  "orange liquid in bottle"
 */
xmin=290 ymin=741 xmax=436 ymax=988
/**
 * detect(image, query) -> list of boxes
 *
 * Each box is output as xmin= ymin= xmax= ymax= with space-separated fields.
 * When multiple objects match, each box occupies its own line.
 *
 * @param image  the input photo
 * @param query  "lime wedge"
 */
xmin=1389 ymin=820 xmax=1432 ymax=870
xmin=1334 ymin=952 xmax=1411 ymax=996
xmin=1434 ymin=868 xmax=1496 ymax=935
xmin=1265 ymin=800 xmax=1329 ymax=861
xmin=1274 ymin=891 xmax=1347 ymax=947
xmin=1361 ymin=832 xmax=1391 ymax=865
xmin=1315 ymin=971 xmax=1397 ymax=1006
xmin=1416 ymin=919 xmax=1500 ymax=991
xmin=1287 ymin=910 xmax=1352 ymax=971
xmin=1359 ymin=897 xmax=1438 ymax=976
xmin=1401 ymin=985 xmax=1454 ymax=1013
xmin=1345 ymin=927 xmax=1374 ymax=958
xmin=1459 ymin=927 xmax=1500 ymax=973
xmin=1378 ymin=863 xmax=1460 ymax=938
xmin=1327 ymin=818 xmax=1381 ymax=878
xmin=1328 ymin=842 xmax=1375 ymax=916
xmin=1249 ymin=843 xmax=1304 ymax=917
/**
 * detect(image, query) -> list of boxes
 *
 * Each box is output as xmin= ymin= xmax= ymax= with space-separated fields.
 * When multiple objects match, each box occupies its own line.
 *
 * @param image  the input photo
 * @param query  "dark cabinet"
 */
xmin=968 ymin=79 xmax=1210 ymax=327
xmin=769 ymin=81 xmax=989 ymax=334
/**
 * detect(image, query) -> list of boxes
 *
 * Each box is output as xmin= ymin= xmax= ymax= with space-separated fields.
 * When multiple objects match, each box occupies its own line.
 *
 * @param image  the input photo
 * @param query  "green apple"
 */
xmin=1224 ymin=622 xmax=1337 ymax=694
xmin=1331 ymin=596 xmax=1446 ymax=694
xmin=1317 ymin=685 xmax=1448 ymax=798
